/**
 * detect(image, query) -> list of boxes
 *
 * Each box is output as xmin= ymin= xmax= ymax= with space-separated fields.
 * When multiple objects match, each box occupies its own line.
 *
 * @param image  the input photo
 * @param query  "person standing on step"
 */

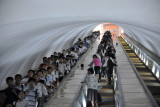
xmin=106 ymin=55 xmax=116 ymax=85
xmin=101 ymin=53 xmax=109 ymax=83
xmin=86 ymin=68 xmax=98 ymax=107
xmin=92 ymin=55 xmax=101 ymax=81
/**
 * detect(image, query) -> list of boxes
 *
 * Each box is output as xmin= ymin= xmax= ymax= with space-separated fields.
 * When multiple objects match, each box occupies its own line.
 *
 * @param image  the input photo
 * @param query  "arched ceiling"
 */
xmin=0 ymin=0 xmax=160 ymax=89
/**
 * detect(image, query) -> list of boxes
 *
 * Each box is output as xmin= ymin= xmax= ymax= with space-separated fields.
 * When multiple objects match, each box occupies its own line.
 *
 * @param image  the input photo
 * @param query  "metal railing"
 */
xmin=71 ymin=62 xmax=125 ymax=107
xmin=122 ymin=37 xmax=160 ymax=81
xmin=45 ymin=38 xmax=97 ymax=106
xmin=120 ymin=37 xmax=159 ymax=107
xmin=113 ymin=66 xmax=126 ymax=107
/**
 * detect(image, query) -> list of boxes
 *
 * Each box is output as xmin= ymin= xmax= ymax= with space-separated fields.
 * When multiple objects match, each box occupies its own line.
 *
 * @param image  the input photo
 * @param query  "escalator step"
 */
xmin=119 ymin=37 xmax=160 ymax=106
xmin=99 ymin=78 xmax=115 ymax=107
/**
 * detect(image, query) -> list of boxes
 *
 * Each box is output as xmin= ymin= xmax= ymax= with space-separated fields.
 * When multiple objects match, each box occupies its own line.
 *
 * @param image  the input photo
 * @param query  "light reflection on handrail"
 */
xmin=122 ymin=37 xmax=160 ymax=80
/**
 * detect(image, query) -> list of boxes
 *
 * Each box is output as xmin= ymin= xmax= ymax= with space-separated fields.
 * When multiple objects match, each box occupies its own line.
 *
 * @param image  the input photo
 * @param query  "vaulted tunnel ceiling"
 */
xmin=0 ymin=0 xmax=160 ymax=89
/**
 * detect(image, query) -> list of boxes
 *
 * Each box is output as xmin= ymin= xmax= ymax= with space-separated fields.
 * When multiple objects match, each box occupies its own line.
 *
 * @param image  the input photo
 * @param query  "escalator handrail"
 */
xmin=119 ymin=37 xmax=159 ymax=107
xmin=70 ymin=39 xmax=97 ymax=107
xmin=114 ymin=66 xmax=126 ymax=107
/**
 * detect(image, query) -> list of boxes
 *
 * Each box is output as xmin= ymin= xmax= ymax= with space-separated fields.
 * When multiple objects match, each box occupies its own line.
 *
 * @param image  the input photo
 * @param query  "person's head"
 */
xmin=47 ymin=67 xmax=52 ymax=74
xmin=71 ymin=47 xmax=75 ymax=51
xmin=43 ymin=70 xmax=47 ymax=76
xmin=40 ymin=64 xmax=46 ymax=69
xmin=48 ymin=57 xmax=51 ymax=62
xmin=43 ymin=57 xmax=47 ymax=60
xmin=59 ymin=57 xmax=64 ymax=63
xmin=63 ymin=58 xmax=67 ymax=63
xmin=76 ymin=48 xmax=79 ymax=53
xmin=78 ymin=38 xmax=81 ymax=42
xmin=28 ymin=70 xmax=34 ymax=78
xmin=51 ymin=55 xmax=55 ymax=60
xmin=18 ymin=91 xmax=25 ymax=100
xmin=68 ymin=51 xmax=71 ymax=55
xmin=6 ymin=77 xmax=14 ymax=87
xmin=52 ymin=64 xmax=56 ymax=70
xmin=37 ymin=70 xmax=43 ymax=78
xmin=43 ymin=57 xmax=48 ymax=63
xmin=93 ymin=55 xmax=98 ymax=59
xmin=54 ymin=52 xmax=58 ymax=56
xmin=58 ymin=52 xmax=62 ymax=56
xmin=88 ymin=68 xmax=94 ymax=75
xmin=81 ymin=64 xmax=84 ymax=70
xmin=15 ymin=74 xmax=22 ymax=84
xmin=33 ymin=74 xmax=39 ymax=82
xmin=79 ymin=44 xmax=83 ymax=47
xmin=62 ymin=49 xmax=66 ymax=53
xmin=28 ymin=78 xmax=36 ymax=88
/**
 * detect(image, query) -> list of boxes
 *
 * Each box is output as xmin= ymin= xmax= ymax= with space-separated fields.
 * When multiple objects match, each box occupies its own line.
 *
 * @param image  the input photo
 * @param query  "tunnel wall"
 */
xmin=0 ymin=0 xmax=160 ymax=90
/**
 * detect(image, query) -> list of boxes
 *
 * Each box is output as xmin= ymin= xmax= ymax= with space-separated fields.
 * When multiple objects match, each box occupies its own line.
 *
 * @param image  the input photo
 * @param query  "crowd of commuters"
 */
xmin=86 ymin=31 xmax=117 ymax=107
xmin=0 ymin=31 xmax=100 ymax=107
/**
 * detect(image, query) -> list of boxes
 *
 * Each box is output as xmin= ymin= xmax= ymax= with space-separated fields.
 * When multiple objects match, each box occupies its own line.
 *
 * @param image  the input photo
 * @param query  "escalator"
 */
xmin=119 ymin=37 xmax=160 ymax=106
xmin=99 ymin=77 xmax=115 ymax=107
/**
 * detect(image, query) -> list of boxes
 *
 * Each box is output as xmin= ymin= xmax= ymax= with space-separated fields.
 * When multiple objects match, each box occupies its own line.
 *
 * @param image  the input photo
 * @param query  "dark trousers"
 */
xmin=59 ymin=76 xmax=63 ymax=82
xmin=99 ymin=67 xmax=106 ymax=81
xmin=94 ymin=66 xmax=101 ymax=81
xmin=101 ymin=67 xmax=106 ymax=76
xmin=107 ymin=73 xmax=112 ymax=84
xmin=94 ymin=66 xmax=100 ymax=74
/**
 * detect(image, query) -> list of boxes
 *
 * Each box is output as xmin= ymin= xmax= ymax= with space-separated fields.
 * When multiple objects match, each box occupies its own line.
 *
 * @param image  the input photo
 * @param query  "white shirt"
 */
xmin=86 ymin=40 xmax=91 ymax=45
xmin=86 ymin=74 xmax=98 ymax=90
xmin=101 ymin=49 xmax=106 ymax=57
xmin=21 ymin=77 xmax=29 ymax=84
xmin=24 ymin=87 xmax=39 ymax=107
xmin=79 ymin=48 xmax=83 ymax=54
xmin=66 ymin=61 xmax=71 ymax=71
xmin=82 ymin=46 xmax=87 ymax=52
xmin=14 ymin=83 xmax=24 ymax=91
xmin=71 ymin=51 xmax=78 ymax=59
xmin=13 ymin=99 xmax=28 ymax=107
xmin=35 ymin=82 xmax=48 ymax=97
xmin=46 ymin=74 xmax=53 ymax=86
xmin=51 ymin=71 xmax=56 ymax=81
xmin=102 ymin=57 xmax=108 ymax=67
xmin=58 ymin=63 xmax=65 ymax=76
xmin=52 ymin=70 xmax=59 ymax=78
